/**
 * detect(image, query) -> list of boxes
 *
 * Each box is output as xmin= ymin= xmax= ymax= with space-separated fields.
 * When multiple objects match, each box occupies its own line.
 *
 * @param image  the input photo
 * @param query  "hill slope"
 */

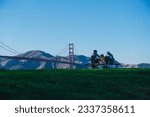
xmin=0 ymin=50 xmax=90 ymax=69
xmin=0 ymin=69 xmax=150 ymax=100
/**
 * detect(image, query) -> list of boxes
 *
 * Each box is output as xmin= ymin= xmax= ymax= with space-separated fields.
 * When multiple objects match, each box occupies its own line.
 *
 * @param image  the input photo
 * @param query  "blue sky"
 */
xmin=0 ymin=0 xmax=150 ymax=64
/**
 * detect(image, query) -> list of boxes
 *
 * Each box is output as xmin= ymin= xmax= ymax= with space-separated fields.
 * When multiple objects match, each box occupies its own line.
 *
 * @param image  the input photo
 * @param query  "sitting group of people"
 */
xmin=91 ymin=50 xmax=115 ymax=68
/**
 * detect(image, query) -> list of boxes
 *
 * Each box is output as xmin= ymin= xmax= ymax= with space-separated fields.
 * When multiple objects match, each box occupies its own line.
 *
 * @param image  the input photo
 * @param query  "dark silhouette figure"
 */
xmin=91 ymin=50 xmax=121 ymax=68
xmin=91 ymin=50 xmax=100 ymax=68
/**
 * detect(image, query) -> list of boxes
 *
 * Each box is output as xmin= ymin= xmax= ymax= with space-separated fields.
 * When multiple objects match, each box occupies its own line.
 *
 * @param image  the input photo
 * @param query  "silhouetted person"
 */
xmin=91 ymin=50 xmax=100 ymax=61
xmin=91 ymin=50 xmax=100 ymax=68
xmin=107 ymin=51 xmax=115 ymax=64
xmin=107 ymin=51 xmax=114 ymax=60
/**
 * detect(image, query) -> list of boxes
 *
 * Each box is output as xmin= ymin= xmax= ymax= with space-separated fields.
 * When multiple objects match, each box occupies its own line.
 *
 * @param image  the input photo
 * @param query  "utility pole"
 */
xmin=69 ymin=43 xmax=74 ymax=68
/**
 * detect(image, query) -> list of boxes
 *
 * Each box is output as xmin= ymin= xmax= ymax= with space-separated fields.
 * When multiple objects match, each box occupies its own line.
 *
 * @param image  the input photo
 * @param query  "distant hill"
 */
xmin=120 ymin=63 xmax=150 ymax=68
xmin=18 ymin=50 xmax=53 ymax=59
xmin=74 ymin=55 xmax=90 ymax=64
xmin=0 ymin=50 xmax=89 ymax=70
xmin=0 ymin=50 xmax=54 ymax=70
xmin=137 ymin=63 xmax=150 ymax=68
xmin=0 ymin=50 xmax=149 ymax=70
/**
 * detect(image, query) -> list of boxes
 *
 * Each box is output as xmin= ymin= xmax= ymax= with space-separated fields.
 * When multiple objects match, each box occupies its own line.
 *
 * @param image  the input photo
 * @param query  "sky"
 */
xmin=0 ymin=0 xmax=150 ymax=64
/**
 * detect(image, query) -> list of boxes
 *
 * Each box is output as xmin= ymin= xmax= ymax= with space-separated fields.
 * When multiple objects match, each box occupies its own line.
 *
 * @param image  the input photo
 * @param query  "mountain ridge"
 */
xmin=0 ymin=50 xmax=150 ymax=70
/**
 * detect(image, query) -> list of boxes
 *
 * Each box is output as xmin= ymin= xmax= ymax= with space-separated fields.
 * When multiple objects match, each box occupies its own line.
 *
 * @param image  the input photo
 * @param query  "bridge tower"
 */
xmin=69 ymin=43 xmax=74 ymax=68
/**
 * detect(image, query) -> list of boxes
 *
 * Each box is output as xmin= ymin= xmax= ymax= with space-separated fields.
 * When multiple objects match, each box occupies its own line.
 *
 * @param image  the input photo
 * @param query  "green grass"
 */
xmin=0 ymin=69 xmax=150 ymax=100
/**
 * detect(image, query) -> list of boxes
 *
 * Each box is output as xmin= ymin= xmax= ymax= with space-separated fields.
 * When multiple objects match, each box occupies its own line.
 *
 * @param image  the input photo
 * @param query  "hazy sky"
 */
xmin=0 ymin=0 xmax=150 ymax=64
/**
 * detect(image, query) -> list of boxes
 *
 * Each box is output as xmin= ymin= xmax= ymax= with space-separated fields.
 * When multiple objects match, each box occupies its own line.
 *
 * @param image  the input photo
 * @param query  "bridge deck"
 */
xmin=0 ymin=55 xmax=86 ymax=66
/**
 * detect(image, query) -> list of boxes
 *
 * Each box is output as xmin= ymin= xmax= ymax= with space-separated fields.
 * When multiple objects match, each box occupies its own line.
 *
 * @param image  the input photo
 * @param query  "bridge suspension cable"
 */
xmin=0 ymin=41 xmax=21 ymax=55
xmin=0 ymin=44 xmax=19 ymax=55
xmin=0 ymin=42 xmax=86 ymax=68
xmin=47 ymin=44 xmax=69 ymax=60
xmin=55 ymin=44 xmax=68 ymax=56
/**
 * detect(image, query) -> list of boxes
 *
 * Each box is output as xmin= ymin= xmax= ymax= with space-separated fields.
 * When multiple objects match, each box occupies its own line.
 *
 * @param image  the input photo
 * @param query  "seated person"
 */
xmin=91 ymin=50 xmax=100 ymax=63
xmin=107 ymin=51 xmax=114 ymax=60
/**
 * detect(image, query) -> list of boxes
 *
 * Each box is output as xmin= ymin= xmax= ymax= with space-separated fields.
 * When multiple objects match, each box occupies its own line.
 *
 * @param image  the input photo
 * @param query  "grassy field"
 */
xmin=0 ymin=69 xmax=150 ymax=100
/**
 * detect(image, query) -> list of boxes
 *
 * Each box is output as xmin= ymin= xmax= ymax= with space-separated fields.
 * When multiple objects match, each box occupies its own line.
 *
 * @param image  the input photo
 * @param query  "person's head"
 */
xmin=93 ymin=50 xmax=97 ymax=53
xmin=107 ymin=51 xmax=110 ymax=54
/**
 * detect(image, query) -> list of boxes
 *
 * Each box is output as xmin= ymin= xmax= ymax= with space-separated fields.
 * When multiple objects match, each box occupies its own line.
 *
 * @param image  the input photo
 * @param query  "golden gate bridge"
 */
xmin=0 ymin=41 xmax=89 ymax=69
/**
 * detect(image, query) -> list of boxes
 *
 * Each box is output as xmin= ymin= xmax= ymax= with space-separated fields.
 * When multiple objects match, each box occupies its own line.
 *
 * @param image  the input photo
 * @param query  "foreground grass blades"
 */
xmin=0 ymin=69 xmax=150 ymax=100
